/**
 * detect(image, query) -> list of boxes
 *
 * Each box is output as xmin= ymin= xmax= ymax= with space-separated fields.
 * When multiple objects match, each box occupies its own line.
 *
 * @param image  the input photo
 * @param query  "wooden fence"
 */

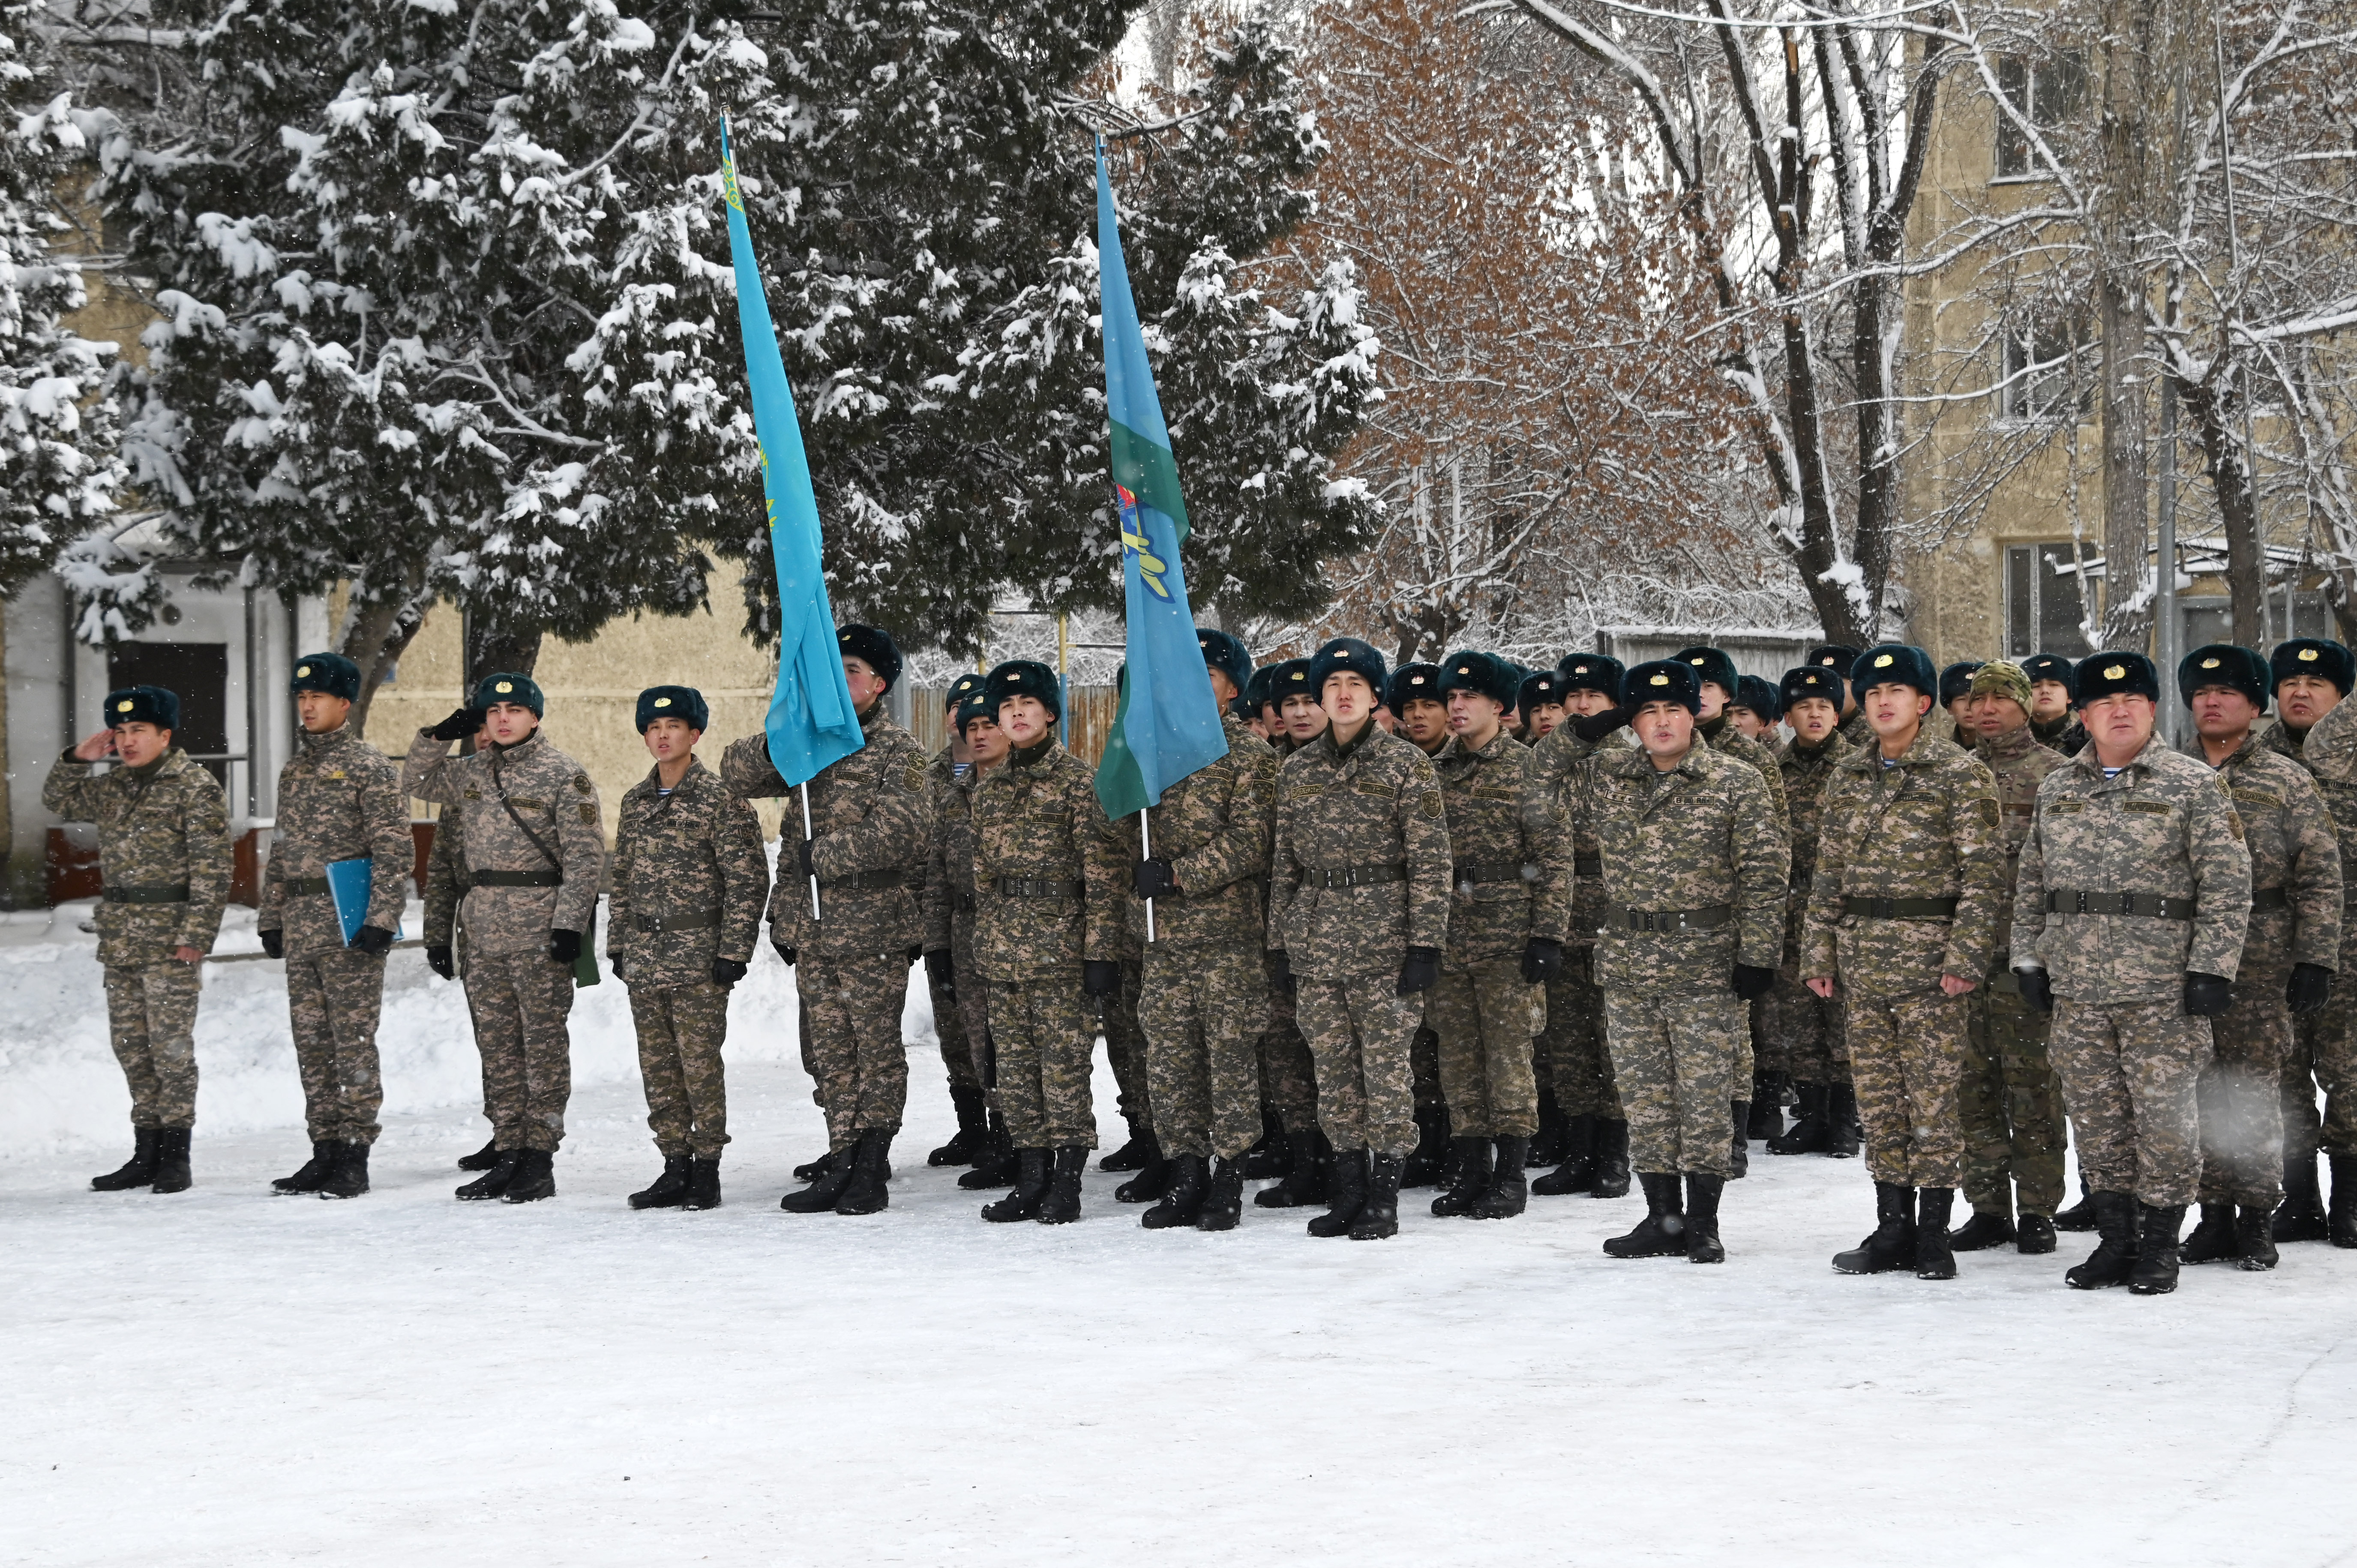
xmin=907 ymin=683 xmax=1120 ymax=766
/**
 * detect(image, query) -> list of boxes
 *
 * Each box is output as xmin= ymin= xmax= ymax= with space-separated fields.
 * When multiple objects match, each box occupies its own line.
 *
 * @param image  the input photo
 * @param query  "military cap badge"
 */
xmin=297 ymin=664 xmax=312 ymax=677
xmin=496 ymin=680 xmax=514 ymax=693
xmin=1874 ymin=653 xmax=1894 ymax=667
xmin=2105 ymin=665 xmax=2125 ymax=679
xmin=2301 ymin=648 xmax=2320 ymax=661
xmin=1651 ymin=673 xmax=1670 ymax=686
xmin=117 ymin=699 xmax=133 ymax=712
xmin=654 ymin=696 xmax=672 ymax=707
xmin=2201 ymin=657 xmax=2220 ymax=669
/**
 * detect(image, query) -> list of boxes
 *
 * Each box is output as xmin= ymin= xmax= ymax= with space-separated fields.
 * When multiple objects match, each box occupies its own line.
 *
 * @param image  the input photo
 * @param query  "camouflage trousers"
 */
xmin=802 ymin=951 xmax=912 ymax=1152
xmin=1412 ymin=1018 xmax=1443 ymax=1113
xmin=1844 ymin=984 xmax=1968 ymax=1189
xmin=102 ymin=961 xmax=202 ymax=1129
xmin=928 ymin=962 xmax=981 ymax=1098
xmin=2200 ymin=972 xmax=2291 ymax=1209
xmin=1296 ymin=971 xmax=1421 ymax=1157
xmin=1960 ymin=981 xmax=2067 ymax=1216
xmin=993 ymin=976 xmax=1098 ymax=1149
xmin=630 ymin=979 xmax=731 ymax=1159
xmin=464 ymin=951 xmax=576 ymax=1153
xmin=285 ymin=942 xmax=387 ymax=1146
xmin=1604 ymin=987 xmax=1739 ymax=1177
xmin=2050 ymin=996 xmax=2212 ymax=1208
xmin=1427 ymin=960 xmax=1544 ymax=1138
xmin=1140 ymin=943 xmax=1264 ymax=1160
xmin=1258 ymin=952 xmax=1319 ymax=1134
xmin=2284 ymin=969 xmax=2357 ymax=1161
xmin=1103 ymin=958 xmax=1151 ymax=1134
xmin=1762 ymin=969 xmax=1850 ymax=1086
xmin=1538 ymin=951 xmax=1620 ymax=1119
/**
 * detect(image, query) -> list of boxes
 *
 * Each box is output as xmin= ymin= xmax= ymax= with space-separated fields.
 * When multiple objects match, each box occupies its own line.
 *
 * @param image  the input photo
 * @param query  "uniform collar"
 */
xmin=1011 ymin=736 xmax=1056 ymax=770
xmin=1324 ymin=720 xmax=1376 ymax=763
xmin=2180 ymin=727 xmax=2259 ymax=770
xmin=1843 ymin=725 xmax=1940 ymax=772
xmin=2072 ymin=730 xmax=2170 ymax=778
xmin=490 ymin=731 xmax=542 ymax=759
xmin=299 ymin=723 xmax=350 ymax=754
xmin=1974 ymin=721 xmax=2038 ymax=763
xmin=641 ymin=755 xmax=708 ymax=793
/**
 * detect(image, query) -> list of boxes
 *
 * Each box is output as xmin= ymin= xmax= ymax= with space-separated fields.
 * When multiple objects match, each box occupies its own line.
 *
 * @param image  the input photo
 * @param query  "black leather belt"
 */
xmin=1841 ymin=895 xmax=1960 ymax=919
xmin=2044 ymin=889 xmax=2196 ymax=920
xmin=996 ymin=877 xmax=1081 ymax=899
xmin=284 ymin=876 xmax=332 ymax=897
xmin=103 ymin=883 xmax=189 ymax=905
xmin=1574 ymin=854 xmax=1602 ymax=876
xmin=1454 ymin=860 xmax=1535 ymax=889
xmin=1311 ymin=864 xmax=1406 ymax=890
xmin=634 ymin=909 xmax=719 ymax=932
xmin=825 ymin=868 xmax=912 ymax=892
xmin=473 ymin=868 xmax=564 ymax=888
xmin=2250 ymin=886 xmax=2289 ymax=912
xmin=1615 ymin=905 xmax=1732 ymax=934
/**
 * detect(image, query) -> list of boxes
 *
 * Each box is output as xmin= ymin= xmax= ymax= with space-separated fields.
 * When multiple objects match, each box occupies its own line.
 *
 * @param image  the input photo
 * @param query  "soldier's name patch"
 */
xmin=2232 ymin=788 xmax=2281 ymax=810
xmin=511 ymin=796 xmax=546 ymax=810
xmin=2123 ymin=800 xmax=2170 ymax=814
xmin=1288 ymin=785 xmax=1325 ymax=801
xmin=1355 ymin=781 xmax=1394 ymax=799
xmin=2052 ymin=800 xmax=2084 ymax=814
xmin=1473 ymin=786 xmax=1520 ymax=802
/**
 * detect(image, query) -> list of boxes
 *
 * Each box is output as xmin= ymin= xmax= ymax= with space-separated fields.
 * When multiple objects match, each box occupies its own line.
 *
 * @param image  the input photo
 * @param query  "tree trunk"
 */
xmin=342 ymin=592 xmax=436 ymax=742
xmin=2179 ymin=375 xmax=2267 ymax=644
xmin=466 ymin=622 xmax=544 ymax=694
xmin=2094 ymin=0 xmax=2162 ymax=651
xmin=2097 ymin=274 xmax=2150 ymax=649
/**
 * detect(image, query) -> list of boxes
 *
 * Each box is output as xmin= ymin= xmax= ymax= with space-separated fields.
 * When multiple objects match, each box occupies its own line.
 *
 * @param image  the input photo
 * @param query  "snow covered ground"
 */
xmin=5 ymin=908 xmax=2356 ymax=1566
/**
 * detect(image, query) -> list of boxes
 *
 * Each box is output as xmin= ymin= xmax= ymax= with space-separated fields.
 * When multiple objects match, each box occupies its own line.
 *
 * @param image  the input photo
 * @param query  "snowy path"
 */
xmin=6 ymin=1043 xmax=2356 ymax=1567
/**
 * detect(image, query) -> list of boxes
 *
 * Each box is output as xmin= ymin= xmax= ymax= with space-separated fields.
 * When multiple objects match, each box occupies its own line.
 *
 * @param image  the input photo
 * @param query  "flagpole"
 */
xmin=1139 ymin=807 xmax=1155 ymax=944
xmin=800 ymin=784 xmax=821 ymax=919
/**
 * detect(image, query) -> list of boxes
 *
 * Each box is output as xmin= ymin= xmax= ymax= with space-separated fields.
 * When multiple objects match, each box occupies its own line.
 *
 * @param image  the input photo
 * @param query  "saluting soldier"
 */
xmin=926 ymin=690 xmax=1020 ymax=1192
xmin=2012 ymin=652 xmax=2251 ymax=1295
xmin=259 ymin=653 xmax=414 ymax=1200
xmin=1765 ymin=666 xmax=1858 ymax=1158
xmin=725 ymin=625 xmax=931 ymax=1216
xmin=404 ymin=671 xmax=605 ymax=1203
xmin=609 ymin=686 xmax=768 ymax=1212
xmin=46 ymin=685 xmax=231 ymax=1195
xmin=1267 ymin=637 xmax=1453 ymax=1241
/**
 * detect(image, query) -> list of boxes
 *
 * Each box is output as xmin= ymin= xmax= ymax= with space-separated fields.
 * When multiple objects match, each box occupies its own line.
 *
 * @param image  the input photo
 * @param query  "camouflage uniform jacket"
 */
xmin=1589 ymin=741 xmax=1787 ymax=994
xmin=1971 ymin=721 xmax=2065 ymax=964
xmin=1775 ymin=728 xmax=1852 ymax=963
xmin=2182 ymin=730 xmax=2341 ymax=980
xmin=1268 ymin=722 xmax=1452 ymax=980
xmin=2263 ymin=710 xmax=2357 ymax=969
xmin=2012 ymin=732 xmax=2252 ymax=1002
xmin=402 ymin=729 xmax=605 ymax=958
xmin=1433 ymin=727 xmax=1573 ymax=965
xmin=260 ymin=724 xmax=412 ymax=952
xmin=1800 ymin=729 xmax=2006 ymax=994
xmin=1700 ymin=716 xmax=1791 ymax=837
xmin=607 ymin=757 xmax=769 ymax=988
xmin=721 ymin=702 xmax=930 ymax=958
xmin=968 ymin=738 xmax=1121 ymax=981
xmin=1838 ymin=709 xmax=1874 ymax=747
xmin=919 ymin=744 xmax=979 ymax=955
xmin=42 ymin=747 xmax=231 ymax=966
xmin=1107 ymin=715 xmax=1279 ymax=951
xmin=1531 ymin=721 xmax=1631 ymax=946
xmin=2031 ymin=713 xmax=2091 ymax=757
xmin=422 ymin=805 xmax=468 ymax=949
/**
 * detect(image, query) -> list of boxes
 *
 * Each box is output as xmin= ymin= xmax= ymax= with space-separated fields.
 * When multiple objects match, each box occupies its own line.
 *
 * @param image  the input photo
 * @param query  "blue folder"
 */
xmin=325 ymin=857 xmax=399 ymax=946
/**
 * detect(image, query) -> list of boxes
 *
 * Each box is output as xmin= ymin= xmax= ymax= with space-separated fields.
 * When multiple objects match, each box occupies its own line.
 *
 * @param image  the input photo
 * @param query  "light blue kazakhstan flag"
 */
xmin=1093 ymin=136 xmax=1225 ymax=825
xmin=720 ymin=118 xmax=863 ymax=787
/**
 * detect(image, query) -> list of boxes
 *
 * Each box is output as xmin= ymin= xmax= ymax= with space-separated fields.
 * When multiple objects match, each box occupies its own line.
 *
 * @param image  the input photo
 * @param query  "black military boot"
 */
xmin=2329 ymin=1156 xmax=2357 ymax=1248
xmin=1142 ymin=1154 xmax=1208 ymax=1229
xmin=1768 ymin=1084 xmax=1826 ymax=1155
xmin=1476 ymin=1137 xmax=1530 ymax=1219
xmin=1949 ymin=1209 xmax=2016 ymax=1251
xmin=792 ymin=1148 xmax=835 ymax=1183
xmin=2235 ymin=1206 xmax=2279 ymax=1270
xmin=2065 ymin=1191 xmax=2140 ymax=1289
xmin=319 ymin=1142 xmax=371 ymax=1200
xmin=1352 ymin=1153 xmax=1404 ymax=1240
xmin=781 ymin=1146 xmax=856 ymax=1212
xmin=1308 ymin=1148 xmax=1368 ymax=1237
xmin=1430 ymin=1137 xmax=1490 ymax=1217
xmin=1528 ymin=1089 xmax=1565 ymax=1167
xmin=1256 ymin=1128 xmax=1328 ymax=1208
xmin=149 ymin=1128 xmax=193 ymax=1194
xmin=1113 ymin=1134 xmax=1169 ymax=1203
xmin=630 ymin=1155 xmax=693 ymax=1210
xmin=1685 ymin=1172 xmax=1725 ymax=1263
xmin=1747 ymin=1074 xmax=1783 ymax=1140
xmin=1243 ymin=1109 xmax=1291 ymax=1180
xmin=1832 ymin=1183 xmax=1916 ymax=1274
xmin=457 ymin=1136 xmax=503 ymax=1172
xmin=1197 ymin=1156 xmax=1245 ymax=1232
xmin=1915 ymin=1188 xmax=1957 ymax=1279
xmin=2128 ymin=1203 xmax=2187 ymax=1295
xmin=1729 ymin=1101 xmax=1750 ymax=1179
xmin=273 ymin=1140 xmax=338 ymax=1195
xmin=90 ymin=1128 xmax=160 ymax=1192
xmin=1602 ymin=1172 xmax=1687 ymax=1257
xmin=2016 ymin=1212 xmax=2058 ymax=1254
xmin=929 ymin=1084 xmax=989 ymax=1166
xmin=2054 ymin=1178 xmax=2101 ymax=1233
xmin=1532 ymin=1115 xmax=1597 ymax=1196
xmin=1590 ymin=1119 xmax=1632 ymax=1198
xmin=2273 ymin=1155 xmax=2329 ymax=1242
xmin=959 ymin=1108 xmax=1016 ymax=1190
xmin=501 ymin=1149 xmax=557 ymax=1203
xmin=1402 ymin=1106 xmax=1448 ymax=1188
xmin=835 ymin=1128 xmax=894 ymax=1215
xmin=683 ymin=1156 xmax=723 ymax=1211
xmin=981 ymin=1149 xmax=1050 ymax=1222
xmin=1036 ymin=1146 xmax=1087 ymax=1224
xmin=1099 ymin=1122 xmax=1153 ymax=1172
xmin=457 ymin=1148 xmax=522 ymax=1200
xmin=2180 ymin=1203 xmax=2238 ymax=1264
xmin=1824 ymin=1085 xmax=1859 ymax=1158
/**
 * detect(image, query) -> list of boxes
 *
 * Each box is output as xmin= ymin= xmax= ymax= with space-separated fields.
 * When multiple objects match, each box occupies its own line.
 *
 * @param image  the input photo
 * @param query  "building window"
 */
xmin=1995 ymin=51 xmax=2085 ymax=179
xmin=2003 ymin=543 xmax=2092 ymax=658
xmin=1999 ymin=317 xmax=2090 ymax=423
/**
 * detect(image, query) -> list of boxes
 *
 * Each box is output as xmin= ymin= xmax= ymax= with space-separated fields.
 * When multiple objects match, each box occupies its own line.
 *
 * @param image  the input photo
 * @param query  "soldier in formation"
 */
xmin=920 ymin=672 xmax=992 ymax=1168
xmin=1763 ymin=665 xmax=1856 ymax=1159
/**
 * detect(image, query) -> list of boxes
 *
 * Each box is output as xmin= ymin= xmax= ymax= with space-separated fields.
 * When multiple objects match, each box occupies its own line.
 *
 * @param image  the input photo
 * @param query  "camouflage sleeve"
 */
xmin=402 ymin=728 xmax=461 ymax=804
xmin=813 ymin=747 xmax=929 ymax=880
xmin=1942 ymin=759 xmax=2006 ymax=983
xmin=719 ymin=731 xmax=789 ymax=799
xmin=1521 ymin=755 xmax=1575 ymax=944
xmin=1267 ymin=778 xmax=1300 ymax=953
xmin=1528 ymin=724 xmax=1584 ymax=810
xmin=605 ymin=806 xmax=636 ymax=958
xmin=1799 ymin=773 xmax=1852 ymax=979
xmin=2186 ymin=772 xmax=2253 ymax=981
xmin=363 ymin=753 xmax=415 ymax=931
xmin=180 ymin=769 xmax=233 ymax=953
xmin=920 ymin=786 xmax=954 ymax=954
xmin=2012 ymin=787 xmax=2052 ymax=971
xmin=1728 ymin=761 xmax=1789 ymax=971
xmin=1752 ymin=742 xmax=1792 ymax=838
xmin=422 ymin=816 xmax=462 ymax=946
xmin=1077 ymin=773 xmax=1122 ymax=965
xmin=258 ymin=761 xmax=291 ymax=934
xmin=1400 ymin=749 xmax=1452 ymax=953
xmin=717 ymin=790 xmax=769 ymax=965
xmin=39 ymin=753 xmax=97 ymax=820
xmin=2296 ymin=693 xmax=2357 ymax=785
xmin=1171 ymin=747 xmax=1277 ymax=896
xmin=2282 ymin=767 xmax=2344 ymax=970
xmin=552 ymin=770 xmax=606 ymax=939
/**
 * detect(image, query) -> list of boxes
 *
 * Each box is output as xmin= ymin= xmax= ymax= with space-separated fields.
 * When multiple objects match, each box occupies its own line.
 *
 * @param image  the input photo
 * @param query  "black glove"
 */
xmin=1134 ymin=857 xmax=1178 ymax=900
xmin=1083 ymin=959 xmax=1121 ymax=997
xmin=1270 ymin=949 xmax=1295 ymax=991
xmin=1732 ymin=963 xmax=1775 ymax=1001
xmin=906 ymin=944 xmax=924 ymax=963
xmin=350 ymin=924 xmax=395 ymax=956
xmin=258 ymin=928 xmax=284 ymax=960
xmin=548 ymin=928 xmax=581 ymax=965
xmin=2288 ymin=962 xmax=2334 ymax=1016
xmin=425 ymin=943 xmax=455 ymax=980
xmin=771 ymin=937 xmax=798 ymax=967
xmin=426 ymin=706 xmax=485 ymax=742
xmin=711 ymin=956 xmax=748 ymax=986
xmin=2018 ymin=968 xmax=2054 ymax=1013
xmin=1520 ymin=937 xmax=1564 ymax=984
xmin=1572 ymin=706 xmax=1630 ymax=741
xmin=796 ymin=838 xmax=816 ymax=879
xmin=2184 ymin=970 xmax=2234 ymax=1018
xmin=924 ymin=949 xmax=955 ymax=994
xmin=1397 ymin=944 xmax=1440 ymax=995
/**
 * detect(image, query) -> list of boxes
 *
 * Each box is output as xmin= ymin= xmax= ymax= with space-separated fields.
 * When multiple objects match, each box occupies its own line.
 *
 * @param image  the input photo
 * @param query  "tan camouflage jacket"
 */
xmin=1589 ymin=741 xmax=1787 ymax=994
xmin=422 ymin=806 xmax=467 ymax=950
xmin=968 ymin=738 xmax=1121 ymax=981
xmin=42 ymin=747 xmax=231 ymax=966
xmin=1531 ymin=721 xmax=1631 ymax=946
xmin=1268 ymin=722 xmax=1452 ymax=980
xmin=1700 ymin=715 xmax=1790 ymax=835
xmin=920 ymin=744 xmax=980 ymax=959
xmin=1972 ymin=721 xmax=2065 ymax=964
xmin=260 ymin=724 xmax=412 ymax=954
xmin=2012 ymin=732 xmax=2252 ymax=1002
xmin=2264 ymin=708 xmax=2357 ymax=964
xmin=722 ymin=703 xmax=930 ymax=959
xmin=403 ymin=729 xmax=605 ymax=958
xmin=1838 ymin=709 xmax=1873 ymax=747
xmin=1433 ymin=727 xmax=1573 ymax=966
xmin=2183 ymin=730 xmax=2340 ymax=981
xmin=607 ymin=757 xmax=769 ymax=988
xmin=1800 ymin=728 xmax=2006 ymax=994
xmin=1106 ymin=714 xmax=1279 ymax=952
